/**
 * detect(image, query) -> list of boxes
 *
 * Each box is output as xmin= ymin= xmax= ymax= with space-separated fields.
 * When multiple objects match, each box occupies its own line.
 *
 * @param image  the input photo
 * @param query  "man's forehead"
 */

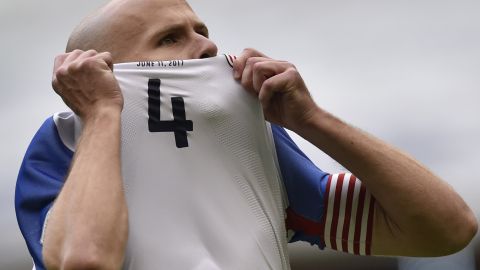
xmin=104 ymin=0 xmax=202 ymax=30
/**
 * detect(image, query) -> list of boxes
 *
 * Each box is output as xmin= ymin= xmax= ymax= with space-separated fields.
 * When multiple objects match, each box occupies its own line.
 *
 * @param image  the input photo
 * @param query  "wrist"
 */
xmin=291 ymin=106 xmax=346 ymax=147
xmin=82 ymin=104 xmax=122 ymax=127
xmin=289 ymin=105 xmax=325 ymax=134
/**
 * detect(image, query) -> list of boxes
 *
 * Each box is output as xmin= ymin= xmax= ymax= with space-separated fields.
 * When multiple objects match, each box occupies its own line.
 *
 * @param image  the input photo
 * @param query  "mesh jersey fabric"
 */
xmin=19 ymin=55 xmax=293 ymax=270
xmin=114 ymin=55 xmax=289 ymax=269
xmin=16 ymin=55 xmax=375 ymax=270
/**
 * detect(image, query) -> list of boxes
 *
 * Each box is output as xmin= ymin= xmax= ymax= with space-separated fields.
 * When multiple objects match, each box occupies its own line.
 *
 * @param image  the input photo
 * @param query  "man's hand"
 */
xmin=233 ymin=48 xmax=319 ymax=132
xmin=52 ymin=49 xmax=123 ymax=120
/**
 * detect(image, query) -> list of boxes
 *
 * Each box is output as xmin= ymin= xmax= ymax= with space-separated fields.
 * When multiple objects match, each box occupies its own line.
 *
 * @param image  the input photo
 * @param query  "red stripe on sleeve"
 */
xmin=365 ymin=196 xmax=375 ymax=255
xmin=353 ymin=184 xmax=366 ymax=255
xmin=329 ymin=173 xmax=345 ymax=250
xmin=285 ymin=208 xmax=323 ymax=235
xmin=341 ymin=175 xmax=356 ymax=252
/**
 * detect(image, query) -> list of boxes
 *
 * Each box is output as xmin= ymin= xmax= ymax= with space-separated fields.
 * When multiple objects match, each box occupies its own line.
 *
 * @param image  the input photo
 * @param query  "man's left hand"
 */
xmin=233 ymin=48 xmax=319 ymax=132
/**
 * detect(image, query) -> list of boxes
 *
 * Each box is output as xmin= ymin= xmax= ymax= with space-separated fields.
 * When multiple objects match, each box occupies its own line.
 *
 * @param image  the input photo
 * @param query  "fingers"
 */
xmin=52 ymin=50 xmax=113 ymax=88
xmin=97 ymin=52 xmax=114 ymax=70
xmin=50 ymin=49 xmax=122 ymax=119
xmin=53 ymin=50 xmax=88 ymax=93
xmin=54 ymin=50 xmax=112 ymax=74
xmin=69 ymin=50 xmax=113 ymax=74
xmin=258 ymin=67 xmax=298 ymax=109
xmin=237 ymin=54 xmax=306 ymax=110
xmin=240 ymin=56 xmax=272 ymax=95
xmin=53 ymin=53 xmax=69 ymax=73
xmin=64 ymin=49 xmax=93 ymax=66
xmin=233 ymin=48 xmax=267 ymax=79
xmin=52 ymin=54 xmax=74 ymax=94
xmin=238 ymin=55 xmax=293 ymax=97
xmin=52 ymin=53 xmax=71 ymax=89
xmin=251 ymin=60 xmax=291 ymax=92
xmin=234 ymin=48 xmax=316 ymax=128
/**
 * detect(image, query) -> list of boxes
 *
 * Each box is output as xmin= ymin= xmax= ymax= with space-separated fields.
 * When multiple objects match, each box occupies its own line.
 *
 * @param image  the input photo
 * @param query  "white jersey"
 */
xmin=53 ymin=55 xmax=290 ymax=270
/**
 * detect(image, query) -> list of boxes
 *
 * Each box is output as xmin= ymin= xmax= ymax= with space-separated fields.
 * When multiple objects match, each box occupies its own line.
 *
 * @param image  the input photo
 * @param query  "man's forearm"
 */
xmin=294 ymin=107 xmax=477 ymax=256
xmin=232 ymin=48 xmax=476 ymax=255
xmin=43 ymin=107 xmax=128 ymax=270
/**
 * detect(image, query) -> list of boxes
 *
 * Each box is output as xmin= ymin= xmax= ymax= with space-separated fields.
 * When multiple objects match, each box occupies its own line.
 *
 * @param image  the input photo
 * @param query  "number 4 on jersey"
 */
xmin=147 ymin=79 xmax=193 ymax=148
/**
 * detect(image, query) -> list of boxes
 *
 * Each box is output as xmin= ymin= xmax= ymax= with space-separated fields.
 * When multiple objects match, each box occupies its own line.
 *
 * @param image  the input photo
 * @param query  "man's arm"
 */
xmin=233 ymin=48 xmax=478 ymax=256
xmin=294 ymin=108 xmax=476 ymax=256
xmin=42 ymin=50 xmax=128 ymax=270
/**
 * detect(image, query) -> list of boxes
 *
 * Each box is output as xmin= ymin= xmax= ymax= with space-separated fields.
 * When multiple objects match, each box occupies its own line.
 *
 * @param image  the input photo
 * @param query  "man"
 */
xmin=15 ymin=0 xmax=477 ymax=269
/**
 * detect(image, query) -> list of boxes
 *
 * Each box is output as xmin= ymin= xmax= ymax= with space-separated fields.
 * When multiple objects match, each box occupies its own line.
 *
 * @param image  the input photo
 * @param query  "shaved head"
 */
xmin=66 ymin=1 xmax=117 ymax=53
xmin=66 ymin=0 xmax=153 ymax=56
xmin=66 ymin=17 xmax=110 ymax=53
xmin=66 ymin=0 xmax=217 ymax=62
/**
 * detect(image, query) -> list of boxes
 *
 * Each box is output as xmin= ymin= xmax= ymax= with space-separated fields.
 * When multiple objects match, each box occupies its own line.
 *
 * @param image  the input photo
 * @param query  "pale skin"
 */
xmin=43 ymin=0 xmax=477 ymax=269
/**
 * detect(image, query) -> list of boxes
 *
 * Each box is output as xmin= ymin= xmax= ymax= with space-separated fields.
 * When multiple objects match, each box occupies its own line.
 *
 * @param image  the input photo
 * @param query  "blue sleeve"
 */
xmin=271 ymin=124 xmax=330 ymax=248
xmin=15 ymin=117 xmax=73 ymax=270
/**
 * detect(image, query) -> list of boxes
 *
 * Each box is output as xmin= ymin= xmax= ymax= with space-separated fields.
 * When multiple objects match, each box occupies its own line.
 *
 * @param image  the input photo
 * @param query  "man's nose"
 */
xmin=194 ymin=34 xmax=218 ymax=59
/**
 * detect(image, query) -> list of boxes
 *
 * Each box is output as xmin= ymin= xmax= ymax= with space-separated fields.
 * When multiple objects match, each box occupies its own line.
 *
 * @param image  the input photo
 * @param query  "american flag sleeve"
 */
xmin=286 ymin=173 xmax=376 ymax=255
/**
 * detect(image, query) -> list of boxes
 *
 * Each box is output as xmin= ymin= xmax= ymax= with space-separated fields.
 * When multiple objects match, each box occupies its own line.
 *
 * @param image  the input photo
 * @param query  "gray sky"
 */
xmin=1 ymin=0 xmax=479 ymax=268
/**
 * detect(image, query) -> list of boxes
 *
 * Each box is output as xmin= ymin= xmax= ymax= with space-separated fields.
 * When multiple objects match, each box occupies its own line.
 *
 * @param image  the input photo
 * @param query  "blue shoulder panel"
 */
xmin=15 ymin=117 xmax=73 ymax=270
xmin=271 ymin=124 xmax=330 ymax=247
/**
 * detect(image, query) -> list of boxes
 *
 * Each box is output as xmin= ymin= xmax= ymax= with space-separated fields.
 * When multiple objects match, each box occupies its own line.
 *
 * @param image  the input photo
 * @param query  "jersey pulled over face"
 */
xmin=16 ymin=54 xmax=376 ymax=270
xmin=58 ymin=55 xmax=290 ymax=269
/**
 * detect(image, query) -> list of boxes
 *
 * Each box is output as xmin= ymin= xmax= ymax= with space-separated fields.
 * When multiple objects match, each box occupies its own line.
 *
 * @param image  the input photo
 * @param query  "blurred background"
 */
xmin=1 ymin=0 xmax=478 ymax=269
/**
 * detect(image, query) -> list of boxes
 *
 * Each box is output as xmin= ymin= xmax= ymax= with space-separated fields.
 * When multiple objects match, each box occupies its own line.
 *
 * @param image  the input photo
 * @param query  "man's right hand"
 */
xmin=52 ymin=49 xmax=123 ymax=120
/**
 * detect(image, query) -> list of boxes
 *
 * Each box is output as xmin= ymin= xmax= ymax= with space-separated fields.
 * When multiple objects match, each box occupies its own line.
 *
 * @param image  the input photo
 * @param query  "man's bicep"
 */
xmin=285 ymin=171 xmax=386 ymax=256
xmin=271 ymin=124 xmax=406 ymax=256
xmin=270 ymin=125 xmax=460 ymax=257
xmin=309 ymin=173 xmax=411 ymax=256
xmin=271 ymin=125 xmax=375 ymax=252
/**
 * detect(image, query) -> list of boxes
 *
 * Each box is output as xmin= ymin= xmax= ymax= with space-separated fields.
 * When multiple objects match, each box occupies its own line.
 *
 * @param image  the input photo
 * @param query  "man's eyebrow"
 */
xmin=154 ymin=22 xmax=210 ymax=38
xmin=196 ymin=23 xmax=209 ymax=38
